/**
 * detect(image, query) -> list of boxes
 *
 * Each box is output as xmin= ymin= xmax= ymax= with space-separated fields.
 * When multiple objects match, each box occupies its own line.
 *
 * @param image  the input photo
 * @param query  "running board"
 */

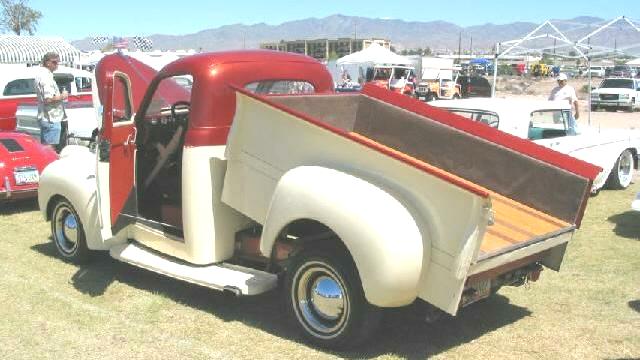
xmin=109 ymin=243 xmax=278 ymax=296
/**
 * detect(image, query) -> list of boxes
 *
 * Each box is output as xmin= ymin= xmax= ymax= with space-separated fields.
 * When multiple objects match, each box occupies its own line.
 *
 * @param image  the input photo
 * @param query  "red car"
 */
xmin=0 ymin=130 xmax=57 ymax=201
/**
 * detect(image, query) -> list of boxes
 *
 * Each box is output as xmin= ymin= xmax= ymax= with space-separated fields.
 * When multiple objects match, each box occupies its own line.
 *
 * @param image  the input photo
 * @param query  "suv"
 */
xmin=456 ymin=75 xmax=492 ymax=98
xmin=586 ymin=66 xmax=606 ymax=78
xmin=591 ymin=78 xmax=640 ymax=112
xmin=611 ymin=65 xmax=637 ymax=78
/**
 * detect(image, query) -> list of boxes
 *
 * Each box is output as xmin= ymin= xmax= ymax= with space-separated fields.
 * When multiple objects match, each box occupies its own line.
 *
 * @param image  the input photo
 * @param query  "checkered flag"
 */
xmin=132 ymin=36 xmax=153 ymax=51
xmin=91 ymin=36 xmax=109 ymax=45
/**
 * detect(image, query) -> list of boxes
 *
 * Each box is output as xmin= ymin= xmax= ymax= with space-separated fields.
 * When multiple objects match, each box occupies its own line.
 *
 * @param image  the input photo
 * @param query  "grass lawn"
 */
xmin=0 ymin=184 xmax=638 ymax=359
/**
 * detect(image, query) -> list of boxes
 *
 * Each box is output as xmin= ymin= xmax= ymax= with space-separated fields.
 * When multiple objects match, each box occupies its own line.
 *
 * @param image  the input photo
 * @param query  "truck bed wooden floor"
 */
xmin=479 ymin=191 xmax=572 ymax=260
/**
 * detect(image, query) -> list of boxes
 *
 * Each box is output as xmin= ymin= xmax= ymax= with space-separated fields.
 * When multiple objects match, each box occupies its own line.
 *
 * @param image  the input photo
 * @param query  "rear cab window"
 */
xmin=244 ymin=80 xmax=315 ymax=95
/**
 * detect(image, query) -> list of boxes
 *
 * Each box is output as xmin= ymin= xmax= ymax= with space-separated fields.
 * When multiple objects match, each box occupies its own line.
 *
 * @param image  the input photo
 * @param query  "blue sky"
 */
xmin=28 ymin=0 xmax=639 ymax=41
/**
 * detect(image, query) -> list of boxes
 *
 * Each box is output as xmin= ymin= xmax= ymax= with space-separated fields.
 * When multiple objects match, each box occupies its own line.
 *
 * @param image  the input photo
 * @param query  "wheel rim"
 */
xmin=53 ymin=205 xmax=79 ymax=255
xmin=292 ymin=262 xmax=349 ymax=339
xmin=617 ymin=151 xmax=634 ymax=188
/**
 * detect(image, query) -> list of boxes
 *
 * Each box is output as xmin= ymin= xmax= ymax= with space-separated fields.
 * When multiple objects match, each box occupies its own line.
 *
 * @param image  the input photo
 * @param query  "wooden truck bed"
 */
xmin=349 ymin=132 xmax=573 ymax=260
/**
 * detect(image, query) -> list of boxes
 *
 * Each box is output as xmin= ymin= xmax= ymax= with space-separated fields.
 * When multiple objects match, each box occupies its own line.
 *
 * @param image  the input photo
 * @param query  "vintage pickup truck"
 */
xmin=38 ymin=51 xmax=599 ymax=348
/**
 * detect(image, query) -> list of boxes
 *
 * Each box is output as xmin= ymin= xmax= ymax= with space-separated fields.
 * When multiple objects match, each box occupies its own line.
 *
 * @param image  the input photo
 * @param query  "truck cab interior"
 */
xmin=135 ymin=76 xmax=191 ymax=233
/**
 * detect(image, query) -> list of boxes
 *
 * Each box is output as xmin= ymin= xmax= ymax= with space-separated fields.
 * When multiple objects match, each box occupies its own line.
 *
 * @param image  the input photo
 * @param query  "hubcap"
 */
xmin=54 ymin=205 xmax=79 ymax=254
xmin=617 ymin=151 xmax=633 ymax=187
xmin=293 ymin=262 xmax=349 ymax=338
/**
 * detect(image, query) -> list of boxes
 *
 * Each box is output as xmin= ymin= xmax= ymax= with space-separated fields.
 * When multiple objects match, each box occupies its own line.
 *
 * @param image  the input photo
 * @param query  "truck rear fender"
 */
xmin=260 ymin=166 xmax=426 ymax=308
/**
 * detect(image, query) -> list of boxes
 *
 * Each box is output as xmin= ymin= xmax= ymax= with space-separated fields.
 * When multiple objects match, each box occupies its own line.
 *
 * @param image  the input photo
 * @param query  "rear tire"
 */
xmin=51 ymin=199 xmax=91 ymax=264
xmin=605 ymin=149 xmax=634 ymax=190
xmin=285 ymin=248 xmax=381 ymax=349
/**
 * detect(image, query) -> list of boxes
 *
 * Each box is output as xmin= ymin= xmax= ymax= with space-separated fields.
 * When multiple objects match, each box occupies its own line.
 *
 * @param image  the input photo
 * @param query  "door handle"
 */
xmin=125 ymin=127 xmax=137 ymax=146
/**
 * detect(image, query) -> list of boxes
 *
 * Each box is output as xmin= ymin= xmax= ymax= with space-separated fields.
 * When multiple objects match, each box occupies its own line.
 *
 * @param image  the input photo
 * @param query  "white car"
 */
xmin=585 ymin=66 xmax=606 ymax=78
xmin=430 ymin=98 xmax=640 ymax=193
xmin=590 ymin=78 xmax=640 ymax=112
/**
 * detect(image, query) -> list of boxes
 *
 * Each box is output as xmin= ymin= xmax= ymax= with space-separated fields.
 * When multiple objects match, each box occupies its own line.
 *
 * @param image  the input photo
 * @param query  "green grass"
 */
xmin=0 ymin=185 xmax=639 ymax=359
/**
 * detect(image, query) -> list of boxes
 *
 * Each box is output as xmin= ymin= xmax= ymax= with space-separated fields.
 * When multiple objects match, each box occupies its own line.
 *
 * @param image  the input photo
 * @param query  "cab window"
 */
xmin=528 ymin=110 xmax=569 ymax=140
xmin=75 ymin=77 xmax=92 ymax=92
xmin=244 ymin=80 xmax=314 ymax=95
xmin=3 ymin=79 xmax=35 ymax=96
xmin=448 ymin=109 xmax=499 ymax=128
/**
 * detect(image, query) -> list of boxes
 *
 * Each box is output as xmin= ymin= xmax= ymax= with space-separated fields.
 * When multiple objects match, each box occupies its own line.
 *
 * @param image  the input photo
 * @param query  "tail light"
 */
xmin=468 ymin=85 xmax=474 ymax=93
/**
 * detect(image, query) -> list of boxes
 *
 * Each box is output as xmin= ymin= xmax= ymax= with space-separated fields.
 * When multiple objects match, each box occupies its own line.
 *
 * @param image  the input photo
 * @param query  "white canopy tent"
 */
xmin=336 ymin=43 xmax=411 ymax=66
xmin=628 ymin=58 xmax=640 ymax=65
xmin=0 ymin=35 xmax=81 ymax=65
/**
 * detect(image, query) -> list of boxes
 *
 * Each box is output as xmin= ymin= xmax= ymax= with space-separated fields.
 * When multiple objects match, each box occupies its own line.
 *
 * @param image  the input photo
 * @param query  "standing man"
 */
xmin=548 ymin=73 xmax=580 ymax=120
xmin=35 ymin=52 xmax=68 ymax=151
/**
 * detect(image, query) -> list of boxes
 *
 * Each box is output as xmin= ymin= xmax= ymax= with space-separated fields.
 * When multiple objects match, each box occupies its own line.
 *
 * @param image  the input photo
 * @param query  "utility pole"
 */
xmin=470 ymin=36 xmax=473 ymax=57
xmin=458 ymin=32 xmax=462 ymax=62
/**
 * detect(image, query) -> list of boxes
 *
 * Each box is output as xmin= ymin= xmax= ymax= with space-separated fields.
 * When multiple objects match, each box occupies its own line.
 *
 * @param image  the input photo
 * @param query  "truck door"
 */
xmin=96 ymin=71 xmax=137 ymax=235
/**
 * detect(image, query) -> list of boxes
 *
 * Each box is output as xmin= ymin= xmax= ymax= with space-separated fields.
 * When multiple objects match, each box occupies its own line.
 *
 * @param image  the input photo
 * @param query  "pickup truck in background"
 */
xmin=38 ymin=51 xmax=599 ymax=349
xmin=0 ymin=65 xmax=93 ymax=131
xmin=590 ymin=77 xmax=640 ymax=112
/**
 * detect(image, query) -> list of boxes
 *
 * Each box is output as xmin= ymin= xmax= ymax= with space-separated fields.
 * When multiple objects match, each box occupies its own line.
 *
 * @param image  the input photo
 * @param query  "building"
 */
xmin=260 ymin=38 xmax=391 ymax=61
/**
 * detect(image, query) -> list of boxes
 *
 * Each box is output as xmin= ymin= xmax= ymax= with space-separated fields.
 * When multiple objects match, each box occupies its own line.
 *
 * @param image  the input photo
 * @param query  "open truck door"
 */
xmin=95 ymin=70 xmax=137 ymax=236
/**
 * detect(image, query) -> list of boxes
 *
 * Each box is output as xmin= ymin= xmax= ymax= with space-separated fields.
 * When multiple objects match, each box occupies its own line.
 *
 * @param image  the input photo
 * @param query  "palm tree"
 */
xmin=1 ymin=0 xmax=42 ymax=35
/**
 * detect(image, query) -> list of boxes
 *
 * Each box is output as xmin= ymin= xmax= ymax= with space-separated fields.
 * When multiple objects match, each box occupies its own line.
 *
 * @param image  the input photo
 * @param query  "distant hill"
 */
xmin=71 ymin=15 xmax=640 ymax=55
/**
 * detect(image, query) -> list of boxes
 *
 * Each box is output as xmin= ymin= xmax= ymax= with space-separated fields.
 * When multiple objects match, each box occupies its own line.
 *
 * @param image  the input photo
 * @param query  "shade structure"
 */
xmin=0 ymin=35 xmax=81 ymax=64
xmin=627 ymin=58 xmax=640 ymax=66
xmin=336 ymin=43 xmax=410 ymax=66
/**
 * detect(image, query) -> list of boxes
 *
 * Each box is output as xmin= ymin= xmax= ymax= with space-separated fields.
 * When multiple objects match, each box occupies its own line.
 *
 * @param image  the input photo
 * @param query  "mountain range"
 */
xmin=71 ymin=15 xmax=640 ymax=55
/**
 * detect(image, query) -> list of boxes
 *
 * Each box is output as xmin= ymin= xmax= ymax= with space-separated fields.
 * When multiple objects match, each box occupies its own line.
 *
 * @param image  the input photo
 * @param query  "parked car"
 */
xmin=611 ymin=65 xmax=637 ymax=78
xmin=456 ymin=75 xmax=492 ymax=98
xmin=0 ymin=130 xmax=57 ymax=201
xmin=0 ymin=65 xmax=93 ymax=131
xmin=590 ymin=77 xmax=640 ymax=112
xmin=585 ymin=66 xmax=606 ymax=78
xmin=430 ymin=97 xmax=640 ymax=193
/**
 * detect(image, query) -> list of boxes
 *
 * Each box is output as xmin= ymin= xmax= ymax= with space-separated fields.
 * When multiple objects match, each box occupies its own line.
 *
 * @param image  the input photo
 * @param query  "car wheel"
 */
xmin=605 ymin=107 xmax=617 ymax=112
xmin=591 ymin=105 xmax=598 ymax=111
xmin=51 ymin=199 xmax=91 ymax=263
xmin=605 ymin=149 xmax=634 ymax=190
xmin=285 ymin=248 xmax=381 ymax=349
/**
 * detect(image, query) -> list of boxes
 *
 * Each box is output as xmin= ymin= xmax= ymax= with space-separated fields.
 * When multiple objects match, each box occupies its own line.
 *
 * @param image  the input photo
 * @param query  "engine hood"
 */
xmin=592 ymin=88 xmax=636 ymax=95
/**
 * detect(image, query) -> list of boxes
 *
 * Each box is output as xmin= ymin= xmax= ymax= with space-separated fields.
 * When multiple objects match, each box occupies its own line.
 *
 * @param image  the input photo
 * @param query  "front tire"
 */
xmin=51 ymin=199 xmax=91 ymax=263
xmin=605 ymin=149 xmax=635 ymax=190
xmin=285 ymin=248 xmax=381 ymax=349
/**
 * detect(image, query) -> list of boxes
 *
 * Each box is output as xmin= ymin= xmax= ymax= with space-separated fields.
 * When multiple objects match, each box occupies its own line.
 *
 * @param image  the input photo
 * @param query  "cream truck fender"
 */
xmin=260 ymin=166 xmax=425 ymax=308
xmin=38 ymin=146 xmax=106 ymax=250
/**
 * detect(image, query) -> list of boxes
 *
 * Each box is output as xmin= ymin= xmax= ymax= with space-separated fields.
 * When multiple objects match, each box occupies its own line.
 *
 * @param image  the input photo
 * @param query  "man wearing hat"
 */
xmin=35 ymin=52 xmax=68 ymax=151
xmin=548 ymin=73 xmax=580 ymax=120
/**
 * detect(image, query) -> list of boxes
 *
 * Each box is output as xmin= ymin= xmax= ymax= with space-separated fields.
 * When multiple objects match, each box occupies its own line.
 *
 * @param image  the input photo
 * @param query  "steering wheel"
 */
xmin=171 ymin=101 xmax=191 ymax=119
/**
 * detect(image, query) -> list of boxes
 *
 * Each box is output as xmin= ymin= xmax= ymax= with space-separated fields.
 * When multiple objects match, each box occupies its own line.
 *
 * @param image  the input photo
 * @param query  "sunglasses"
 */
xmin=49 ymin=60 xmax=59 ymax=64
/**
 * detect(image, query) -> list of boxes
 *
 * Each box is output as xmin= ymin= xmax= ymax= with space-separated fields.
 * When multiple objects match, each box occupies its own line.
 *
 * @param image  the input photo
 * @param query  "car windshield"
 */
xmin=600 ymin=79 xmax=634 ymax=89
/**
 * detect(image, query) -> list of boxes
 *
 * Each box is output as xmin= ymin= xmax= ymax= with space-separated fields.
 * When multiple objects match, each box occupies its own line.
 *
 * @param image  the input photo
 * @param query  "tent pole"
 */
xmin=492 ymin=42 xmax=499 ymax=98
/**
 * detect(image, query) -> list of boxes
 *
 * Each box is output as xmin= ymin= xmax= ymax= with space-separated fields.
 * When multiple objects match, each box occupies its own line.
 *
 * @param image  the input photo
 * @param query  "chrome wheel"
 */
xmin=291 ymin=261 xmax=349 ymax=339
xmin=50 ymin=199 xmax=90 ymax=263
xmin=53 ymin=204 xmax=79 ymax=255
xmin=616 ymin=150 xmax=634 ymax=188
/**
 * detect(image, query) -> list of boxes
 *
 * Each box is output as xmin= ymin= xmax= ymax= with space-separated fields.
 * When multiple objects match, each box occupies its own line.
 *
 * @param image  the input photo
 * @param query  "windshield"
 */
xmin=600 ymin=79 xmax=634 ymax=89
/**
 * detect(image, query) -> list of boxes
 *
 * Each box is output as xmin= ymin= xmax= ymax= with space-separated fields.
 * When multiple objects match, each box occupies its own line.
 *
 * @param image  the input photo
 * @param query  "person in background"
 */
xmin=35 ymin=52 xmax=68 ymax=151
xmin=548 ymin=73 xmax=580 ymax=120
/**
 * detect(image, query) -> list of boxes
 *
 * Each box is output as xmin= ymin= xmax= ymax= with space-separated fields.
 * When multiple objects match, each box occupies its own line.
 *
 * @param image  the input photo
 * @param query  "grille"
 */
xmin=0 ymin=138 xmax=24 ymax=152
xmin=600 ymin=94 xmax=619 ymax=100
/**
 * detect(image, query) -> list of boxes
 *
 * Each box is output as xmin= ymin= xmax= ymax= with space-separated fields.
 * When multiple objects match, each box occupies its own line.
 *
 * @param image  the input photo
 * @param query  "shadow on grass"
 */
xmin=607 ymin=211 xmax=640 ymax=239
xmin=32 ymin=241 xmax=531 ymax=357
xmin=0 ymin=198 xmax=38 ymax=215
xmin=629 ymin=300 xmax=640 ymax=313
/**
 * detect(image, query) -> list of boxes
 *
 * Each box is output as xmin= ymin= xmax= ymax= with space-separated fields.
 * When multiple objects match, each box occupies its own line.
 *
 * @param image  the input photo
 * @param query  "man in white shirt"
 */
xmin=548 ymin=73 xmax=580 ymax=120
xmin=35 ymin=52 xmax=68 ymax=150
